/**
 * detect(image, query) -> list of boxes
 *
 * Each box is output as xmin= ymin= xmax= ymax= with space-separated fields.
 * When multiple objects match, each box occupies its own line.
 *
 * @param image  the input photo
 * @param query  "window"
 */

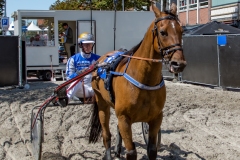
xmin=179 ymin=0 xmax=208 ymax=11
xmin=189 ymin=0 xmax=197 ymax=4
xmin=200 ymin=1 xmax=208 ymax=7
xmin=180 ymin=0 xmax=187 ymax=10
xmin=189 ymin=0 xmax=197 ymax=8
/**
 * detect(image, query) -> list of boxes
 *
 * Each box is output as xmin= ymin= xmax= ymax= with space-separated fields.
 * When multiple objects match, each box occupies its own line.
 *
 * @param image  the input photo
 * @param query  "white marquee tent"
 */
xmin=27 ymin=21 xmax=41 ymax=31
xmin=8 ymin=21 xmax=14 ymax=31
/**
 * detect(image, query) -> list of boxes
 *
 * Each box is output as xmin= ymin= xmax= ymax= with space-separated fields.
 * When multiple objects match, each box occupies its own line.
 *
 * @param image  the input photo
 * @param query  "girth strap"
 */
xmin=109 ymin=52 xmax=165 ymax=91
xmin=110 ymin=71 xmax=165 ymax=90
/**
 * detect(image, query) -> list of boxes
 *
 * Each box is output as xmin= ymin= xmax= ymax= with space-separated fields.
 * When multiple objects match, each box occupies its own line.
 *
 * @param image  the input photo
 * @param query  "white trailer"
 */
xmin=12 ymin=10 xmax=154 ymax=84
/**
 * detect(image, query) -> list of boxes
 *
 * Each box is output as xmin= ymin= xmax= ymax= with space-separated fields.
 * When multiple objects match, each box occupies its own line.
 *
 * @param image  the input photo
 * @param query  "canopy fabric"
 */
xmin=27 ymin=21 xmax=41 ymax=31
xmin=184 ymin=21 xmax=240 ymax=35
xmin=8 ymin=21 xmax=14 ymax=31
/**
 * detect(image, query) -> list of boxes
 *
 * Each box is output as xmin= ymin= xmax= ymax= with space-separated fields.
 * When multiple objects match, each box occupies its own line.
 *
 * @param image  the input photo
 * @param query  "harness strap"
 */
xmin=164 ymin=47 xmax=183 ymax=56
xmin=161 ymin=43 xmax=182 ymax=51
xmin=110 ymin=71 xmax=165 ymax=90
xmin=108 ymin=51 xmax=165 ymax=90
xmin=123 ymin=73 xmax=165 ymax=90
xmin=155 ymin=15 xmax=176 ymax=23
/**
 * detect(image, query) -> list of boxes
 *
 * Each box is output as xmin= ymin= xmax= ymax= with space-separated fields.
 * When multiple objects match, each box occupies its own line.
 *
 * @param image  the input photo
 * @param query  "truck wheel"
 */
xmin=42 ymin=71 xmax=52 ymax=81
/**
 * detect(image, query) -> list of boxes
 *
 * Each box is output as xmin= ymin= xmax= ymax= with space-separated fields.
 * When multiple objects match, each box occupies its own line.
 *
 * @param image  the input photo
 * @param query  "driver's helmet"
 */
xmin=78 ymin=32 xmax=95 ymax=47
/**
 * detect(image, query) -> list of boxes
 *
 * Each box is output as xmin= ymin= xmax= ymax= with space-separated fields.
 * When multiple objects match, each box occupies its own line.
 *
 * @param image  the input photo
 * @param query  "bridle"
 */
xmin=153 ymin=14 xmax=183 ymax=63
xmin=119 ymin=13 xmax=183 ymax=64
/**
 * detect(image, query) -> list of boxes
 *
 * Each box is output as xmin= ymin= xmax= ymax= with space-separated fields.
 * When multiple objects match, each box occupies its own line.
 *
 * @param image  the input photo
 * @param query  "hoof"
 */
xmin=126 ymin=149 xmax=137 ymax=160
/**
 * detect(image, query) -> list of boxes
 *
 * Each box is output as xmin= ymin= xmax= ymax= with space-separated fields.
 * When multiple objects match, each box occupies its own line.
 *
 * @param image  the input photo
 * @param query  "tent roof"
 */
xmin=8 ymin=21 xmax=14 ymax=31
xmin=27 ymin=21 xmax=41 ymax=31
xmin=184 ymin=21 xmax=240 ymax=35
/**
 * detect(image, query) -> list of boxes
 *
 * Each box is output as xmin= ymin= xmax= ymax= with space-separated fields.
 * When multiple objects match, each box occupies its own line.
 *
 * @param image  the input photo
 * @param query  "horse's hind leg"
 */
xmin=114 ymin=125 xmax=122 ymax=158
xmin=98 ymin=102 xmax=112 ymax=160
xmin=147 ymin=112 xmax=163 ymax=160
xmin=118 ymin=115 xmax=137 ymax=160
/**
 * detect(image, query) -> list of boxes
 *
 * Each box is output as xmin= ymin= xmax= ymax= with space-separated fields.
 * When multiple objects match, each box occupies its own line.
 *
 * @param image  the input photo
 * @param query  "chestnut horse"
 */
xmin=87 ymin=3 xmax=186 ymax=160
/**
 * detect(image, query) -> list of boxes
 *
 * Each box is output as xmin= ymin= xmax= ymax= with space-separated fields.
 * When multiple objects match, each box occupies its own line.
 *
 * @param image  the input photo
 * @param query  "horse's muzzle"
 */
xmin=168 ymin=61 xmax=187 ymax=73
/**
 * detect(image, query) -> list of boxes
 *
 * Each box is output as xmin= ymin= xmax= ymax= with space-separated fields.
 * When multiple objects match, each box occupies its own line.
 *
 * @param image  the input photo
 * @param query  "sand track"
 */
xmin=0 ymin=80 xmax=239 ymax=160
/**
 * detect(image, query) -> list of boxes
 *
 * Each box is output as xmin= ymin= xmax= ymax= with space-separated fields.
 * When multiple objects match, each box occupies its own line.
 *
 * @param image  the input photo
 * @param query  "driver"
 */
xmin=66 ymin=32 xmax=100 ymax=101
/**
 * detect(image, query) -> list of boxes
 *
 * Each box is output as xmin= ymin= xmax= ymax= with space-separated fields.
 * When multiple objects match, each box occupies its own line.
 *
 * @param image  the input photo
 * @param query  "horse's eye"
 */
xmin=160 ymin=30 xmax=167 ymax=36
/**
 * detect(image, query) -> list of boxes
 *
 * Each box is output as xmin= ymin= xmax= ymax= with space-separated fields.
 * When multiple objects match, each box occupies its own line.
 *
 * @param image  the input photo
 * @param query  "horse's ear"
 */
xmin=170 ymin=2 xmax=177 ymax=15
xmin=152 ymin=2 xmax=161 ymax=17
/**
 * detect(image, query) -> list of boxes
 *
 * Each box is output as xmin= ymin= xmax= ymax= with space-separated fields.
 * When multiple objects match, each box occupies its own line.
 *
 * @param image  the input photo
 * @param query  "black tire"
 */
xmin=142 ymin=122 xmax=161 ymax=149
xmin=157 ymin=129 xmax=161 ymax=150
xmin=31 ymin=113 xmax=43 ymax=160
xmin=42 ymin=70 xmax=52 ymax=81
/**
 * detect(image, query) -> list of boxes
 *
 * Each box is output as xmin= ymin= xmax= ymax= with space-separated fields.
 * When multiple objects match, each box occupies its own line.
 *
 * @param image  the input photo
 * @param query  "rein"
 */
xmin=121 ymin=54 xmax=162 ymax=62
xmin=100 ymin=14 xmax=184 ymax=91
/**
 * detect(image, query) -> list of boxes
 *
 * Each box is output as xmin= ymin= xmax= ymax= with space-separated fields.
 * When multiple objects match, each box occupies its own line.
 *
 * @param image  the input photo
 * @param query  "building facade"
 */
xmin=211 ymin=0 xmax=240 ymax=27
xmin=157 ymin=0 xmax=209 ymax=26
xmin=178 ymin=0 xmax=209 ymax=25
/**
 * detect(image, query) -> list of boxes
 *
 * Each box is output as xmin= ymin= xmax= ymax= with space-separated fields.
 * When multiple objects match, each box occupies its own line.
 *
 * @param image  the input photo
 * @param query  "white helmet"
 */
xmin=78 ymin=32 xmax=95 ymax=46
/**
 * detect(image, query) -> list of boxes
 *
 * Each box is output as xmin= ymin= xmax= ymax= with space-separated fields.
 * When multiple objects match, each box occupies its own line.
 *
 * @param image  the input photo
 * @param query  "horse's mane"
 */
xmin=118 ymin=40 xmax=143 ymax=66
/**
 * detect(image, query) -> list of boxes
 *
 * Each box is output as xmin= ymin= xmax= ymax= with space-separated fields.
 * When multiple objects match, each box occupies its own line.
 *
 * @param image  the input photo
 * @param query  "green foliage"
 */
xmin=0 ymin=0 xmax=5 ymax=16
xmin=49 ymin=0 xmax=152 ymax=36
xmin=50 ymin=0 xmax=151 ymax=11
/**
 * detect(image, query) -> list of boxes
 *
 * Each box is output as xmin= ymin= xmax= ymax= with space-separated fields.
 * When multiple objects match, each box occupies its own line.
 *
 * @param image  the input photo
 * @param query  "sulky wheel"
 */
xmin=142 ymin=122 xmax=149 ymax=145
xmin=141 ymin=122 xmax=161 ymax=149
xmin=31 ymin=112 xmax=43 ymax=160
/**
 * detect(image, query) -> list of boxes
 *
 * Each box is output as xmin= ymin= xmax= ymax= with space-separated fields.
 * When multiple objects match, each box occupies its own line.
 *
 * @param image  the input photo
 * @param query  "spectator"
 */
xmin=32 ymin=34 xmax=44 ymax=46
xmin=29 ymin=36 xmax=34 ymax=45
xmin=62 ymin=23 xmax=73 ymax=58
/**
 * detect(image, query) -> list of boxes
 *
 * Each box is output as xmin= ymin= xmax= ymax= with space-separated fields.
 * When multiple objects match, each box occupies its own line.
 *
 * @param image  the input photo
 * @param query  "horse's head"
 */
xmin=152 ymin=3 xmax=187 ymax=73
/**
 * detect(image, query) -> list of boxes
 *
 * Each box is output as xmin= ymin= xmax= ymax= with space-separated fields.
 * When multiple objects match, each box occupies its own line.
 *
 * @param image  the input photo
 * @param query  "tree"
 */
xmin=50 ymin=0 xmax=151 ymax=11
xmin=49 ymin=0 xmax=152 ymax=34
xmin=0 ymin=0 xmax=5 ymax=17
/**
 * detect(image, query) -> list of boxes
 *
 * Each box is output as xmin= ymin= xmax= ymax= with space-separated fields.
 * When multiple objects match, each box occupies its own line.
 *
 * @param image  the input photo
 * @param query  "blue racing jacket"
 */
xmin=66 ymin=52 xmax=100 ymax=80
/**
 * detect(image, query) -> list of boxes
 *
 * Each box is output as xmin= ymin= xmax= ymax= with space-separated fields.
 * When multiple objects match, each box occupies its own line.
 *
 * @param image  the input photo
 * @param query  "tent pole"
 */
xmin=18 ymin=13 xmax=23 ymax=88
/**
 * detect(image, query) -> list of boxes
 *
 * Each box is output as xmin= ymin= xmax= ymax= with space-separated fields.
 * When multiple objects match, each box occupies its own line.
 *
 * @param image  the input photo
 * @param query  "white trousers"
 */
xmin=67 ymin=74 xmax=94 ymax=99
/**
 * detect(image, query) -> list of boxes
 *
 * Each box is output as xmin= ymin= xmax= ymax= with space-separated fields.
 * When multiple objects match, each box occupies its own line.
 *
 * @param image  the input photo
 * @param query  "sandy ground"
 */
xmin=0 ymin=79 xmax=240 ymax=160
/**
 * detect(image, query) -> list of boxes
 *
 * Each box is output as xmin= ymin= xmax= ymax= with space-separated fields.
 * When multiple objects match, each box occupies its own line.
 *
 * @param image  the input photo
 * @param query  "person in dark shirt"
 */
xmin=62 ymin=23 xmax=73 ymax=58
xmin=32 ymin=34 xmax=44 ymax=46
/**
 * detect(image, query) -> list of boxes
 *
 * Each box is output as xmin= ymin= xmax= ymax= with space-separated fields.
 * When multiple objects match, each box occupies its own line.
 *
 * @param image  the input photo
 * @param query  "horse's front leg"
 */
xmin=99 ymin=104 xmax=112 ymax=160
xmin=118 ymin=115 xmax=137 ymax=160
xmin=147 ymin=112 xmax=163 ymax=160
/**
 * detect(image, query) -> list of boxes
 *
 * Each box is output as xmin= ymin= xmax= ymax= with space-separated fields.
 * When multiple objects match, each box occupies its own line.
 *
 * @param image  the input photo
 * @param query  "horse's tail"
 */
xmin=86 ymin=101 xmax=102 ymax=143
